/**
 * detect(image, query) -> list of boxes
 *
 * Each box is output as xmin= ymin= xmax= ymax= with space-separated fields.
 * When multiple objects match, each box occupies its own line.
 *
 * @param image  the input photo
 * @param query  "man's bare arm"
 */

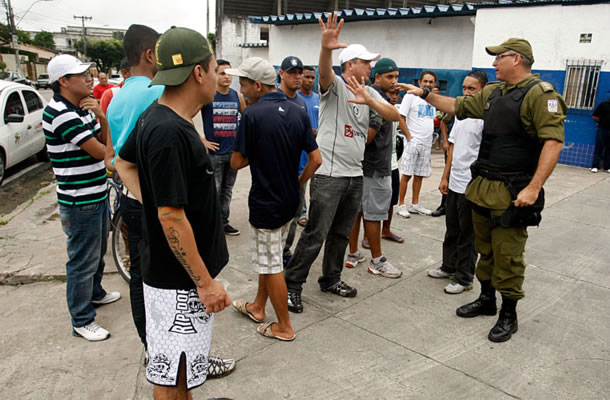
xmin=231 ymin=151 xmax=249 ymax=170
xmin=299 ymin=149 xmax=322 ymax=186
xmin=396 ymin=83 xmax=457 ymax=115
xmin=318 ymin=12 xmax=346 ymax=92
xmin=345 ymin=76 xmax=400 ymax=121
xmin=514 ymin=139 xmax=563 ymax=207
xmin=398 ymin=115 xmax=412 ymax=141
xmin=158 ymin=206 xmax=231 ymax=313
xmin=104 ymin=128 xmax=116 ymax=172
xmin=115 ymin=156 xmax=142 ymax=203
xmin=439 ymin=143 xmax=454 ymax=195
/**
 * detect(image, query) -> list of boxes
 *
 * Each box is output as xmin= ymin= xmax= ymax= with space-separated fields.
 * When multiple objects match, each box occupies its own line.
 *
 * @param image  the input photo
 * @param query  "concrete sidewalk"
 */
xmin=1 ymin=152 xmax=609 ymax=399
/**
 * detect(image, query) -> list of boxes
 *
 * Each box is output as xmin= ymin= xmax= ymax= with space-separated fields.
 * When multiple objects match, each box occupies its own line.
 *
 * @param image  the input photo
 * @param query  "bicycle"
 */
xmin=107 ymin=176 xmax=131 ymax=283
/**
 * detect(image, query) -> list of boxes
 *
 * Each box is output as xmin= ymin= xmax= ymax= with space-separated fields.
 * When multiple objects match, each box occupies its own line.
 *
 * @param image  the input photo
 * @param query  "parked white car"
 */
xmin=0 ymin=80 xmax=48 ymax=184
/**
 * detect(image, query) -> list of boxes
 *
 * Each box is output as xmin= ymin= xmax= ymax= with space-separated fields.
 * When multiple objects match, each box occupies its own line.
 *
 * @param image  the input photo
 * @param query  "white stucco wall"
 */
xmin=472 ymin=4 xmax=610 ymax=71
xmin=268 ymin=16 xmax=475 ymax=69
xmin=218 ymin=16 xmax=266 ymax=66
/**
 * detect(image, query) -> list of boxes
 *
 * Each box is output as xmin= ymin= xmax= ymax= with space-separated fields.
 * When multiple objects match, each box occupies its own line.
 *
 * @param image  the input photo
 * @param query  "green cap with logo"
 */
xmin=485 ymin=38 xmax=534 ymax=64
xmin=150 ymin=26 xmax=214 ymax=87
xmin=374 ymin=58 xmax=398 ymax=75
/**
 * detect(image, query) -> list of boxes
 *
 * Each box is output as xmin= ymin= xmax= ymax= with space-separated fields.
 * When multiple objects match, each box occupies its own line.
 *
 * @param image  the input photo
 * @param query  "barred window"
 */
xmin=563 ymin=59 xmax=602 ymax=110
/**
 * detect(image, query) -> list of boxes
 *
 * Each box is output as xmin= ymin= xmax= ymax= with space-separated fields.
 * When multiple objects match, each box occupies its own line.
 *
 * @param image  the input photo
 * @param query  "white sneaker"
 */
xmin=345 ymin=252 xmax=366 ymax=268
xmin=397 ymin=204 xmax=410 ymax=218
xmin=427 ymin=268 xmax=454 ymax=279
xmin=408 ymin=204 xmax=432 ymax=216
xmin=73 ymin=321 xmax=110 ymax=341
xmin=368 ymin=257 xmax=402 ymax=279
xmin=92 ymin=291 xmax=121 ymax=305
xmin=444 ymin=282 xmax=473 ymax=294
xmin=591 ymin=168 xmax=598 ymax=173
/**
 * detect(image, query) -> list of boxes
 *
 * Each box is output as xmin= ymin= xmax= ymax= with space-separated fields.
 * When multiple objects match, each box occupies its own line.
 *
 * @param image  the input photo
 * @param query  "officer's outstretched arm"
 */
xmin=396 ymin=83 xmax=457 ymax=114
xmin=514 ymin=139 xmax=562 ymax=207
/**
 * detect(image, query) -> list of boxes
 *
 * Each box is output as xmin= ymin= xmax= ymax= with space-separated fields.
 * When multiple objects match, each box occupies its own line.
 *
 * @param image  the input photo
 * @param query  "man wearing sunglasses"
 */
xmin=399 ymin=38 xmax=566 ymax=343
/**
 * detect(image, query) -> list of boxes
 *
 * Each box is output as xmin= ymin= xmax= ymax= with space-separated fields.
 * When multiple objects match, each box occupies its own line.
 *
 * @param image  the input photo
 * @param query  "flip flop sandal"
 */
xmin=297 ymin=218 xmax=308 ymax=227
xmin=232 ymin=300 xmax=264 ymax=323
xmin=256 ymin=322 xmax=296 ymax=342
xmin=382 ymin=233 xmax=404 ymax=243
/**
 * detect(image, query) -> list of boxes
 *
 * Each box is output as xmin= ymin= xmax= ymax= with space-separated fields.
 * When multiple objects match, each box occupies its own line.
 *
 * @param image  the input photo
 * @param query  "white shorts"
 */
xmin=143 ymin=283 xmax=214 ymax=390
xmin=400 ymin=141 xmax=432 ymax=177
xmin=249 ymin=222 xmax=290 ymax=274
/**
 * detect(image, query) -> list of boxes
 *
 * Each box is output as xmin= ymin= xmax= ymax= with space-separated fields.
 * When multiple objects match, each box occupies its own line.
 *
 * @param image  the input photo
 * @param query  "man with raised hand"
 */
xmin=284 ymin=12 xmax=400 ymax=313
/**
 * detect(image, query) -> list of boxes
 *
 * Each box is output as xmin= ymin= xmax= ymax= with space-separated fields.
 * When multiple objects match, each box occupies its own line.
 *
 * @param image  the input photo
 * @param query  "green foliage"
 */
xmin=207 ymin=32 xmax=216 ymax=54
xmin=0 ymin=61 xmax=6 ymax=71
xmin=0 ymin=23 xmax=32 ymax=45
xmin=32 ymin=31 xmax=55 ymax=49
xmin=74 ymin=39 xmax=123 ymax=73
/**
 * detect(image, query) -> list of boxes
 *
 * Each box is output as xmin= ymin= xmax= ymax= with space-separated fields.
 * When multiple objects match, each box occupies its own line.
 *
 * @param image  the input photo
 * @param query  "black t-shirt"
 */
xmin=363 ymin=85 xmax=393 ymax=177
xmin=593 ymin=100 xmax=610 ymax=130
xmin=234 ymin=91 xmax=317 ymax=229
xmin=119 ymin=103 xmax=228 ymax=289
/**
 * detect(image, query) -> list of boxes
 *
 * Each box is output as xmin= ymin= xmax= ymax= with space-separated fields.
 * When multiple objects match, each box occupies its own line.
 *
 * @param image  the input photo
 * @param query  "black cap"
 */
xmin=280 ymin=56 xmax=304 ymax=72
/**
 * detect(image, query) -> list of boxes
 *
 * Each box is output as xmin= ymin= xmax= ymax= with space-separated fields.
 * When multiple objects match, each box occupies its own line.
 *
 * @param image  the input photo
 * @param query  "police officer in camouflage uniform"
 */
xmin=399 ymin=38 xmax=566 ymax=342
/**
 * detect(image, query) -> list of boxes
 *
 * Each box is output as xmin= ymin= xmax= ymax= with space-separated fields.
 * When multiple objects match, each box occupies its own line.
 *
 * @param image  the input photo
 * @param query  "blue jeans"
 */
xmin=211 ymin=153 xmax=237 ymax=225
xmin=284 ymin=175 xmax=363 ymax=293
xmin=59 ymin=201 xmax=109 ymax=328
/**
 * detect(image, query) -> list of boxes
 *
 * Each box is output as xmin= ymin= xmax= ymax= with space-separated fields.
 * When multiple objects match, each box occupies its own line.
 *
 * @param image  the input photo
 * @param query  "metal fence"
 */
xmin=562 ymin=59 xmax=603 ymax=110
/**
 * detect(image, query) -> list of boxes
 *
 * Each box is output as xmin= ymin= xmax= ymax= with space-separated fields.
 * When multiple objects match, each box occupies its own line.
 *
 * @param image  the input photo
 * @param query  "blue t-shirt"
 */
xmin=278 ymin=88 xmax=310 ymax=174
xmin=297 ymin=91 xmax=320 ymax=130
xmin=234 ymin=91 xmax=318 ymax=229
xmin=107 ymin=76 xmax=164 ymax=162
xmin=201 ymin=89 xmax=241 ymax=155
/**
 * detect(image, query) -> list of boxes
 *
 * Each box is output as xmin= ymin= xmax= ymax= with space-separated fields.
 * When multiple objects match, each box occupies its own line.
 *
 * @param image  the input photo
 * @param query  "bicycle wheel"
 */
xmin=111 ymin=212 xmax=131 ymax=283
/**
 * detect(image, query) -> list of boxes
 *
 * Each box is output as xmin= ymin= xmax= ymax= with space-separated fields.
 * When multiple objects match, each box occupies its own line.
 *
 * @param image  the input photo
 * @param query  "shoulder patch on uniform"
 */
xmin=539 ymin=81 xmax=554 ymax=92
xmin=547 ymin=99 xmax=558 ymax=113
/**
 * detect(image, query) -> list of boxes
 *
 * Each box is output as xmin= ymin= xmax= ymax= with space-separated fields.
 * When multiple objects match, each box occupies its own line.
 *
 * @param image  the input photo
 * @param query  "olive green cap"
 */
xmin=374 ymin=58 xmax=398 ymax=75
xmin=150 ymin=26 xmax=214 ymax=87
xmin=485 ymin=38 xmax=534 ymax=64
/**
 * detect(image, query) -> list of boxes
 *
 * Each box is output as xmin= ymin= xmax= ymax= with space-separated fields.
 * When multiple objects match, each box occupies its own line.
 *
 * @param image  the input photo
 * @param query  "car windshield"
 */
xmin=0 ymin=72 xmax=10 ymax=79
xmin=39 ymin=74 xmax=49 ymax=79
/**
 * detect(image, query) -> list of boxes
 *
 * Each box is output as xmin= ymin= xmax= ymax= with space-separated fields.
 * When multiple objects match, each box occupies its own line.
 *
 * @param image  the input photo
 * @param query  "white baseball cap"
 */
xmin=225 ymin=57 xmax=277 ymax=86
xmin=338 ymin=44 xmax=380 ymax=64
xmin=48 ymin=54 xmax=94 ymax=83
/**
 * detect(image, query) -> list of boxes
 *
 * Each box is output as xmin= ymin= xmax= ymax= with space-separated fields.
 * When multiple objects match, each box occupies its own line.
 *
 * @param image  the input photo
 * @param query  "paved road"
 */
xmin=0 ymin=153 xmax=609 ymax=399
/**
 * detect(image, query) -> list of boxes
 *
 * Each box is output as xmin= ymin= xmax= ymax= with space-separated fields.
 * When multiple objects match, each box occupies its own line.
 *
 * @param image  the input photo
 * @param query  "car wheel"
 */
xmin=0 ymin=152 xmax=5 ymax=185
xmin=36 ymin=147 xmax=50 ymax=162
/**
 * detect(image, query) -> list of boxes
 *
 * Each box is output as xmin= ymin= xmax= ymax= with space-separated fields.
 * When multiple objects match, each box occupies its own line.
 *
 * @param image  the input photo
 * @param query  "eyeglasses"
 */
xmin=65 ymin=71 xmax=93 ymax=80
xmin=494 ymin=53 xmax=518 ymax=61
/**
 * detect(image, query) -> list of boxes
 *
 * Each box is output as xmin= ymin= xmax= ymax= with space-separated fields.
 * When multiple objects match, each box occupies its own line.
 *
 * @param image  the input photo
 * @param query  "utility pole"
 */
xmin=5 ymin=0 xmax=20 ymax=73
xmin=73 ymin=15 xmax=92 ymax=57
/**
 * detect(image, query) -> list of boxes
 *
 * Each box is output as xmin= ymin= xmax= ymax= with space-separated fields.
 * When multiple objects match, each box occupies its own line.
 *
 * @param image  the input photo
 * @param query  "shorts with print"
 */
xmin=400 ymin=141 xmax=432 ymax=177
xmin=143 ymin=283 xmax=214 ymax=390
xmin=362 ymin=175 xmax=392 ymax=221
xmin=250 ymin=222 xmax=290 ymax=274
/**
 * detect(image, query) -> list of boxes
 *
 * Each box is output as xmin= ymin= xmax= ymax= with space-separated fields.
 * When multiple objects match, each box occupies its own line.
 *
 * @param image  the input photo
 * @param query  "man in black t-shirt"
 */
xmin=116 ymin=27 xmax=230 ymax=397
xmin=592 ymin=98 xmax=610 ymax=172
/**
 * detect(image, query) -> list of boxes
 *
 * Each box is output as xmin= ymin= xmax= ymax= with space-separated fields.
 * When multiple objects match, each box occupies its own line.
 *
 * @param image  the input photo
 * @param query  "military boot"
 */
xmin=488 ymin=296 xmax=518 ymax=342
xmin=456 ymin=280 xmax=497 ymax=318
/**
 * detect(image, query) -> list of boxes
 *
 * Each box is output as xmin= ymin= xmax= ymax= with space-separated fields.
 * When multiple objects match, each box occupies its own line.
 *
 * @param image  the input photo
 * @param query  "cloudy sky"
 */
xmin=14 ymin=0 xmax=217 ymax=36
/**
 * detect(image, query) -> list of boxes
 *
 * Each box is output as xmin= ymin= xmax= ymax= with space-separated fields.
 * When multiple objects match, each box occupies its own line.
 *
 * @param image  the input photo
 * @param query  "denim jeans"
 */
xmin=211 ymin=153 xmax=237 ymax=225
xmin=120 ymin=195 xmax=146 ymax=346
xmin=283 ymin=185 xmax=306 ymax=258
xmin=59 ymin=200 xmax=108 ymax=328
xmin=284 ymin=175 xmax=363 ymax=293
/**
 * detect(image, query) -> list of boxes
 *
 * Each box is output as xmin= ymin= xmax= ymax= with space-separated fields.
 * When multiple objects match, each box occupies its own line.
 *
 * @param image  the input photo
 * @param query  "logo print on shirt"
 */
xmin=278 ymin=106 xmax=285 ymax=112
xmin=417 ymin=104 xmax=434 ymax=118
xmin=352 ymin=105 xmax=360 ymax=117
xmin=344 ymin=125 xmax=354 ymax=138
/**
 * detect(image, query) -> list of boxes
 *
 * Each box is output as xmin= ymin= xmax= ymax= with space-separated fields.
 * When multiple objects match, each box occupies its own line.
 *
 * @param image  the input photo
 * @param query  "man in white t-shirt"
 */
xmin=427 ymin=71 xmax=489 ymax=294
xmin=284 ymin=12 xmax=400 ymax=313
xmin=396 ymin=71 xmax=438 ymax=217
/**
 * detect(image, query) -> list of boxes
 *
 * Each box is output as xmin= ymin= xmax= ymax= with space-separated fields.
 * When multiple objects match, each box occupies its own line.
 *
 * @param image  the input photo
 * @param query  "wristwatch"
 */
xmin=420 ymin=87 xmax=432 ymax=100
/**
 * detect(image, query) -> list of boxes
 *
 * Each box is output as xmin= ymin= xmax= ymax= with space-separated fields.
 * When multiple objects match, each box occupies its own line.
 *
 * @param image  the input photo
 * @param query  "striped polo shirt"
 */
xmin=43 ymin=94 xmax=107 ymax=206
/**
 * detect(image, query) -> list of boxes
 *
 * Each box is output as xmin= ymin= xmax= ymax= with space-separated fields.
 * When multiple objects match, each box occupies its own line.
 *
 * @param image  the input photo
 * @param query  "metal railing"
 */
xmin=562 ymin=59 xmax=603 ymax=110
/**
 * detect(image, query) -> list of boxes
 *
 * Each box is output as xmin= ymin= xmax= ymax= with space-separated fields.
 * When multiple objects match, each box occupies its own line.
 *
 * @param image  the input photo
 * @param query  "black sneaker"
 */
xmin=321 ymin=280 xmax=357 ymax=298
xmin=206 ymin=356 xmax=236 ymax=379
xmin=287 ymin=291 xmax=303 ymax=313
xmin=224 ymin=224 xmax=240 ymax=236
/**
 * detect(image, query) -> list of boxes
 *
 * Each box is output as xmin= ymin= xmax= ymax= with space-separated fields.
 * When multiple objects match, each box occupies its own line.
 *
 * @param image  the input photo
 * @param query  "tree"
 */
xmin=32 ymin=31 xmax=55 ymax=49
xmin=0 ymin=23 xmax=32 ymax=45
xmin=74 ymin=39 xmax=123 ymax=73
xmin=207 ymin=32 xmax=216 ymax=54
xmin=0 ymin=61 xmax=6 ymax=71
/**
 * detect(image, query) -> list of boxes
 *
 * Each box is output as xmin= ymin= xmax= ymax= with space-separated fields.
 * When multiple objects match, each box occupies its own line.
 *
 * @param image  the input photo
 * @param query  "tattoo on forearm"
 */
xmin=161 ymin=210 xmax=184 ymax=221
xmin=166 ymin=227 xmax=202 ymax=287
